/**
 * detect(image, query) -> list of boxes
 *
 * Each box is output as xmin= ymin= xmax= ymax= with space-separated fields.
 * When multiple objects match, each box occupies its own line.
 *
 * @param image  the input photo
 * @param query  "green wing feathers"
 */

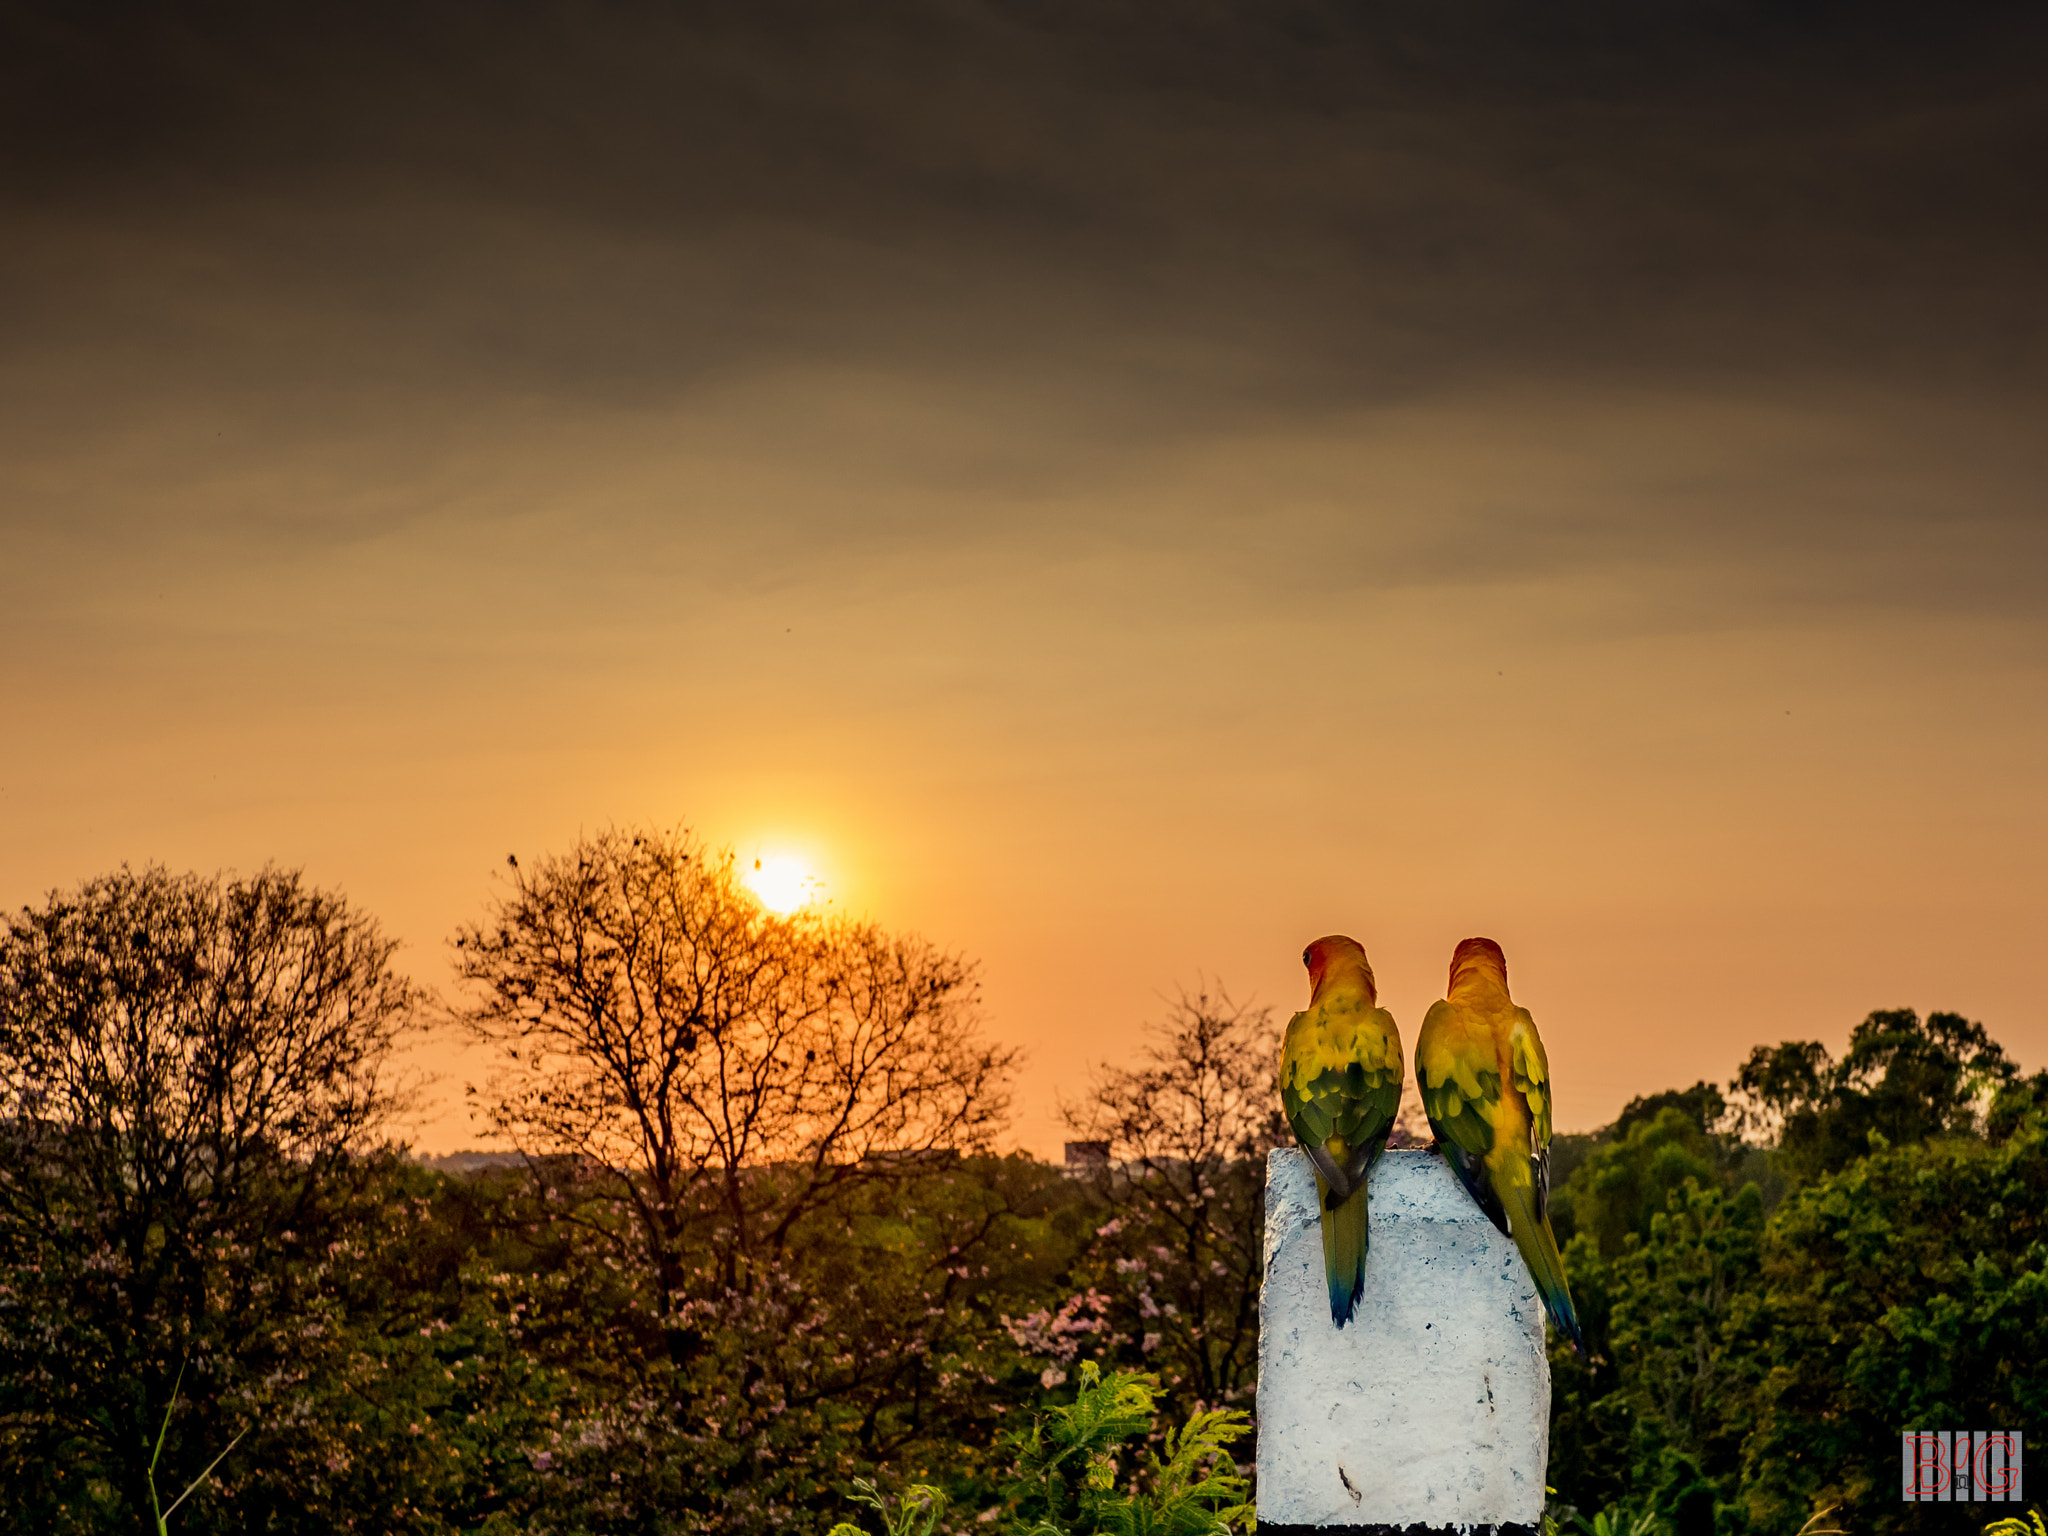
xmin=1508 ymin=1010 xmax=1552 ymax=1145
xmin=1420 ymin=1090 xmax=1510 ymax=1238
xmin=1415 ymin=1002 xmax=1499 ymax=1156
xmin=1418 ymin=1063 xmax=1500 ymax=1161
xmin=1281 ymin=1058 xmax=1400 ymax=1158
xmin=1280 ymin=1001 xmax=1401 ymax=1328
xmin=1279 ymin=1003 xmax=1402 ymax=1174
xmin=1415 ymin=1001 xmax=1508 ymax=1231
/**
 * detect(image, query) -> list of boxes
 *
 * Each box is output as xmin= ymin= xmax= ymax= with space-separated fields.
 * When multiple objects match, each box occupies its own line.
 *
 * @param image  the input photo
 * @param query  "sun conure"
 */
xmin=1278 ymin=935 xmax=1403 ymax=1327
xmin=1415 ymin=937 xmax=1584 ymax=1350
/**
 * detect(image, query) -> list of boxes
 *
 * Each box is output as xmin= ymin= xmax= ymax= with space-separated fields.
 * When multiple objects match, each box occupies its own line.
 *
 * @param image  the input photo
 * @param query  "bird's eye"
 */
xmin=1301 ymin=948 xmax=1312 ymax=965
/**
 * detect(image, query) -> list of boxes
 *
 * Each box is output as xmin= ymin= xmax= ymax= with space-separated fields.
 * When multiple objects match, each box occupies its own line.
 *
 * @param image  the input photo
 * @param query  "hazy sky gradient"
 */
xmin=5 ymin=0 xmax=2045 ymax=1154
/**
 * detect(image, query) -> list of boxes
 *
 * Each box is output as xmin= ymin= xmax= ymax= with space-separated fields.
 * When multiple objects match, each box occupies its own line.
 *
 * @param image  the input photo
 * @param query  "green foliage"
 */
xmin=1575 ymin=1505 xmax=1671 ymax=1536
xmin=1988 ymin=1071 xmax=2048 ymax=1144
xmin=1615 ymin=1083 xmax=1729 ymax=1141
xmin=1603 ymin=1181 xmax=1766 ymax=1536
xmin=252 ymin=1161 xmax=569 ymax=1533
xmin=1550 ymin=1107 xmax=1731 ymax=1260
xmin=830 ymin=1477 xmax=947 ymax=1536
xmin=824 ymin=1362 xmax=1252 ymax=1536
xmin=477 ymin=1152 xmax=1089 ymax=1536
xmin=1733 ymin=1009 xmax=2016 ymax=1182
xmin=998 ymin=1361 xmax=1252 ymax=1536
xmin=1739 ymin=1114 xmax=2048 ymax=1536
xmin=1548 ymin=1007 xmax=2046 ymax=1536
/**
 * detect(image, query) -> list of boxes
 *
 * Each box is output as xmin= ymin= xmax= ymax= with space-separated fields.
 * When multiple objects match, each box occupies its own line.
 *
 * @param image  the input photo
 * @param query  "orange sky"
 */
xmin=3 ymin=2 xmax=2044 ymax=1156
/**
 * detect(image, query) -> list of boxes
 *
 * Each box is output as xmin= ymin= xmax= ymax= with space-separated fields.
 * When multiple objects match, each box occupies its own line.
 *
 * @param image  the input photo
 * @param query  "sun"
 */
xmin=745 ymin=854 xmax=823 ymax=915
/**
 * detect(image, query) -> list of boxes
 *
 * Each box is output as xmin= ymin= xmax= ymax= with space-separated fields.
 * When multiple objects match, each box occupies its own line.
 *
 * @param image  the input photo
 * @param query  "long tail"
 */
xmin=1314 ymin=1174 xmax=1369 ymax=1327
xmin=1499 ymin=1178 xmax=1584 ymax=1351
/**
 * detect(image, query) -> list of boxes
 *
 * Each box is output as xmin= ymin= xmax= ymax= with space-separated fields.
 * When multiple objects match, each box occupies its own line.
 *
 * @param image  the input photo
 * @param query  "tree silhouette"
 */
xmin=0 ymin=865 xmax=419 ymax=1530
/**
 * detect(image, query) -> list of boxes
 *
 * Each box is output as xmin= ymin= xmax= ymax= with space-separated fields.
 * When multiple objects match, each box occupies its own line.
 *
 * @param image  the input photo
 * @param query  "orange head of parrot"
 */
xmin=1302 ymin=934 xmax=1376 ymax=1004
xmin=1447 ymin=936 xmax=1509 ymax=994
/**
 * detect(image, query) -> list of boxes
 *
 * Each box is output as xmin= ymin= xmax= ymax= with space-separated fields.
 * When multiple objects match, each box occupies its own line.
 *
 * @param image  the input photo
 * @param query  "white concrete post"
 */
xmin=1256 ymin=1147 xmax=1550 ymax=1534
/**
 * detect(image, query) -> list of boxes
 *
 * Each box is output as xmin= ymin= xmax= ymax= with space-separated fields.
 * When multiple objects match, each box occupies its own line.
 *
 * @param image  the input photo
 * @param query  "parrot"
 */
xmin=1278 ymin=935 xmax=1404 ymax=1327
xmin=1414 ymin=936 xmax=1584 ymax=1351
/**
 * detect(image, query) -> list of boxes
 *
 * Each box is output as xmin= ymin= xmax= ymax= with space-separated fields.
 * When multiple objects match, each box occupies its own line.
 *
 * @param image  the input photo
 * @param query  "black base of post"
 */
xmin=1258 ymin=1525 xmax=1538 ymax=1536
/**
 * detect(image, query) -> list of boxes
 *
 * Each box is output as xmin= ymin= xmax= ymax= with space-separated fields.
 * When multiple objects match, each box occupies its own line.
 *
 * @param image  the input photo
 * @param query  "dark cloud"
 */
xmin=2 ymin=0 xmax=2044 ymax=614
xmin=6 ymin=0 xmax=2046 ymax=394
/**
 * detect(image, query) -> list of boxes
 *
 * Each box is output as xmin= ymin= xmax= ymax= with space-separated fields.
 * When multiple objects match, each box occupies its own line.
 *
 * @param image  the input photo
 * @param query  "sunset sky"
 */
xmin=4 ymin=0 xmax=2044 ymax=1157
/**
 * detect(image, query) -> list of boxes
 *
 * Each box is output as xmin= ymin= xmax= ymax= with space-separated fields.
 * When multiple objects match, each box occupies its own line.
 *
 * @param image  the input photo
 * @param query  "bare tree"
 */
xmin=450 ymin=826 xmax=1023 ymax=1529
xmin=0 ymin=865 xmax=419 ymax=1529
xmin=1056 ymin=984 xmax=1285 ymax=1409
xmin=452 ymin=823 xmax=1016 ymax=1315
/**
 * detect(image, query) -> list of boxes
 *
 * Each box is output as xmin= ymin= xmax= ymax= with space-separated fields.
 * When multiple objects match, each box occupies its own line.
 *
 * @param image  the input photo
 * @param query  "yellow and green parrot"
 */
xmin=1415 ymin=937 xmax=1584 ymax=1350
xmin=1278 ymin=935 xmax=1403 ymax=1327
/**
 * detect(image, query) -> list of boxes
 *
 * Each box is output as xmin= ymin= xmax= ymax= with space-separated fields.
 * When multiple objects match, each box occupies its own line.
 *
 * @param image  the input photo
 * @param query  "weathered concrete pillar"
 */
xmin=1256 ymin=1147 xmax=1550 ymax=1535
